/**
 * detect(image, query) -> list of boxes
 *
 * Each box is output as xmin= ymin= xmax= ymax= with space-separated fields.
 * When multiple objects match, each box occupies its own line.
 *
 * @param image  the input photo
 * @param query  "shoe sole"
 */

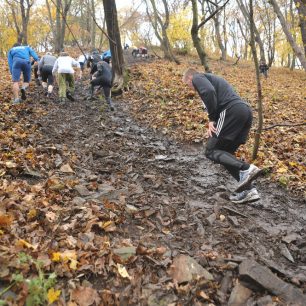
xmin=231 ymin=194 xmax=260 ymax=204
xmin=234 ymin=168 xmax=263 ymax=192
xmin=21 ymin=89 xmax=26 ymax=100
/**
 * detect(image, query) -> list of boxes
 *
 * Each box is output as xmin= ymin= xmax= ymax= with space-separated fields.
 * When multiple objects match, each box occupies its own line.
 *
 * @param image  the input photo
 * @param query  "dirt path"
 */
xmin=21 ymin=57 xmax=306 ymax=304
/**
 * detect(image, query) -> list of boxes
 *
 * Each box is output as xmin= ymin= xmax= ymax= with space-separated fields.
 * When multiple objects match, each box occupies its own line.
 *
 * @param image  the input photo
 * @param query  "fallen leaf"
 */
xmin=70 ymin=286 xmax=101 ymax=306
xmin=60 ymin=163 xmax=74 ymax=173
xmin=16 ymin=239 xmax=35 ymax=249
xmin=117 ymin=263 xmax=131 ymax=280
xmin=0 ymin=214 xmax=13 ymax=227
xmin=47 ymin=288 xmax=61 ymax=304
xmin=52 ymin=252 xmax=61 ymax=262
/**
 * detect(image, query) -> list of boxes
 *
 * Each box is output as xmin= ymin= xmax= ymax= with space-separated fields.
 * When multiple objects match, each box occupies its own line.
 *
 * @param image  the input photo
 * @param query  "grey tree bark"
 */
xmin=208 ymin=0 xmax=227 ymax=60
xmin=190 ymin=0 xmax=210 ymax=71
xmin=249 ymin=0 xmax=263 ymax=160
xmin=102 ymin=0 xmax=125 ymax=92
xmin=5 ymin=0 xmax=34 ymax=44
xmin=145 ymin=0 xmax=180 ymax=64
xmin=269 ymin=0 xmax=306 ymax=70
xmin=90 ymin=0 xmax=96 ymax=49
xmin=236 ymin=0 xmax=266 ymax=62
xmin=293 ymin=0 xmax=306 ymax=56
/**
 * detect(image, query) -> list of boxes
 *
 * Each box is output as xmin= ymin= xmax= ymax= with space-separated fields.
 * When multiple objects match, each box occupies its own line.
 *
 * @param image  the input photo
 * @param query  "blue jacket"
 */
xmin=8 ymin=45 xmax=39 ymax=73
xmin=102 ymin=50 xmax=111 ymax=60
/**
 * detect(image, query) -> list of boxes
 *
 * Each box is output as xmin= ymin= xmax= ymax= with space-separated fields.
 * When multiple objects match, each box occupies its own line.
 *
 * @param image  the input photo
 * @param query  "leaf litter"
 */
xmin=0 ymin=55 xmax=305 ymax=305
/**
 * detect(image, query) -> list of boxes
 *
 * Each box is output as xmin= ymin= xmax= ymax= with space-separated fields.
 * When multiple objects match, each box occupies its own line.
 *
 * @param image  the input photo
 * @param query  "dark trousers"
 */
xmin=41 ymin=66 xmax=54 ymax=85
xmin=205 ymin=137 xmax=248 ymax=181
xmin=91 ymin=75 xmax=111 ymax=98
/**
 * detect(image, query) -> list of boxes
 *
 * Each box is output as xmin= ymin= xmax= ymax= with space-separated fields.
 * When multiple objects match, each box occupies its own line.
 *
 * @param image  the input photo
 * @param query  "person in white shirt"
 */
xmin=52 ymin=51 xmax=82 ymax=103
xmin=77 ymin=54 xmax=87 ymax=72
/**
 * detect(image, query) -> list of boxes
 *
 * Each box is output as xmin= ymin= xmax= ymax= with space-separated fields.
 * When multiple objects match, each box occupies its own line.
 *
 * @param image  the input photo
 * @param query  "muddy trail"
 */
xmin=13 ymin=56 xmax=306 ymax=305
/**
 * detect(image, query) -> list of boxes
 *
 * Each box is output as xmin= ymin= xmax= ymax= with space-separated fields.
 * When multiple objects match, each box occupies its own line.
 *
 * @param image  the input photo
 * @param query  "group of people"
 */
xmin=7 ymin=43 xmax=114 ymax=109
xmin=7 ymin=43 xmax=263 ymax=204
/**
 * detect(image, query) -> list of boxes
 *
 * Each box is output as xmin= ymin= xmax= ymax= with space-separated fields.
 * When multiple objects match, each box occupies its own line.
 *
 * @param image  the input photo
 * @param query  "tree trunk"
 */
xmin=249 ymin=0 xmax=263 ymax=160
xmin=190 ymin=0 xmax=210 ymax=71
xmin=237 ymin=0 xmax=266 ymax=62
xmin=208 ymin=0 xmax=226 ymax=61
xmin=90 ymin=0 xmax=96 ymax=49
xmin=145 ymin=0 xmax=180 ymax=64
xmin=55 ymin=0 xmax=61 ymax=53
xmin=269 ymin=0 xmax=306 ymax=70
xmin=6 ymin=0 xmax=33 ymax=45
xmin=102 ymin=0 xmax=125 ymax=92
xmin=294 ymin=0 xmax=306 ymax=56
xmin=46 ymin=0 xmax=56 ymax=46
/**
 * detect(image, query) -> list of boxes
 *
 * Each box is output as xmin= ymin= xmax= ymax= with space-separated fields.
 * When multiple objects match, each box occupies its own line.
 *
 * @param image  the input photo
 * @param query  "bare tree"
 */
xmin=102 ymin=0 xmax=125 ymax=92
xmin=269 ymin=0 xmax=306 ymax=70
xmin=293 ymin=0 xmax=306 ymax=56
xmin=5 ymin=0 xmax=34 ymax=44
xmin=89 ymin=0 xmax=96 ymax=49
xmin=259 ymin=0 xmax=276 ymax=66
xmin=249 ymin=0 xmax=263 ymax=160
xmin=236 ymin=0 xmax=266 ymax=62
xmin=190 ymin=0 xmax=229 ymax=71
xmin=144 ymin=0 xmax=180 ymax=64
xmin=47 ymin=0 xmax=73 ymax=53
xmin=207 ymin=0 xmax=227 ymax=60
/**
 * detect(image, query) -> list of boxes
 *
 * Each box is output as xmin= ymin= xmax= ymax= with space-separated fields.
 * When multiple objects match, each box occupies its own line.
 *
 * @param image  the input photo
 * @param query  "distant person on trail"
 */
xmin=90 ymin=61 xmax=114 ymax=111
xmin=7 ymin=43 xmax=39 ymax=104
xmin=77 ymin=53 xmax=87 ymax=72
xmin=38 ymin=52 xmax=57 ymax=98
xmin=102 ymin=49 xmax=111 ymax=64
xmin=259 ymin=60 xmax=269 ymax=78
xmin=52 ymin=51 xmax=82 ymax=103
xmin=183 ymin=68 xmax=263 ymax=204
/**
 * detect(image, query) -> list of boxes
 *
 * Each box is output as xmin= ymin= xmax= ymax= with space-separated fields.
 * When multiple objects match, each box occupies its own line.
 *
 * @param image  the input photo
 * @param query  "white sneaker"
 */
xmin=230 ymin=188 xmax=260 ymax=204
xmin=235 ymin=164 xmax=263 ymax=192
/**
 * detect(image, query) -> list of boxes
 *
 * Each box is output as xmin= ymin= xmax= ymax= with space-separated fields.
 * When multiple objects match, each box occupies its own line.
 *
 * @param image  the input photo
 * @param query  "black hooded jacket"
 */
xmin=192 ymin=73 xmax=245 ymax=122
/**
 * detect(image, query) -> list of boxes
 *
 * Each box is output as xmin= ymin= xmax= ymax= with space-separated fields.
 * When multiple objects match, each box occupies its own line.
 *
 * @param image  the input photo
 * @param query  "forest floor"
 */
xmin=0 ymin=52 xmax=306 ymax=306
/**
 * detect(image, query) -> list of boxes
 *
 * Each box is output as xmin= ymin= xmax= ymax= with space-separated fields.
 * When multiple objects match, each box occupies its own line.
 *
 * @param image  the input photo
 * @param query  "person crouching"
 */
xmin=90 ymin=61 xmax=114 ymax=111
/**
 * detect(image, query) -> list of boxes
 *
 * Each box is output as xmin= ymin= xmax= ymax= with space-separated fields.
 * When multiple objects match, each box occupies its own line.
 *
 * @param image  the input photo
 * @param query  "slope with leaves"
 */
xmin=125 ymin=58 xmax=306 ymax=194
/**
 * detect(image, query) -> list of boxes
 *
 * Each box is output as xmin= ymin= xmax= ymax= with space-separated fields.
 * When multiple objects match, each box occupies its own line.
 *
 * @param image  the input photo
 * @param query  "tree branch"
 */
xmin=263 ymin=122 xmax=306 ymax=130
xmin=197 ymin=0 xmax=230 ymax=29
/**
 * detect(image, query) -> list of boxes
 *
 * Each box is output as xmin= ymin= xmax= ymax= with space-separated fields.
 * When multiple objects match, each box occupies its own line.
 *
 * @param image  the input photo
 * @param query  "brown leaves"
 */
xmin=0 ymin=213 xmax=13 ymax=227
xmin=70 ymin=286 xmax=101 ymax=306
xmin=125 ymin=59 xmax=305 ymax=193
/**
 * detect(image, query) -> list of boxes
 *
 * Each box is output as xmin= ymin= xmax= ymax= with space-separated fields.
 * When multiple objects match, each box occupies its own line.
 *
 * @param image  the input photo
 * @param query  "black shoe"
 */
xmin=66 ymin=91 xmax=75 ymax=101
xmin=21 ymin=88 xmax=27 ymax=100
xmin=47 ymin=92 xmax=51 ymax=98
xmin=44 ymin=91 xmax=48 ymax=96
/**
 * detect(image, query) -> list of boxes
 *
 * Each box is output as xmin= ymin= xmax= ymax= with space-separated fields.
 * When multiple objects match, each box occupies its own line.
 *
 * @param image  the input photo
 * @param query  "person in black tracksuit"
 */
xmin=90 ymin=61 xmax=114 ymax=111
xmin=183 ymin=68 xmax=262 ymax=204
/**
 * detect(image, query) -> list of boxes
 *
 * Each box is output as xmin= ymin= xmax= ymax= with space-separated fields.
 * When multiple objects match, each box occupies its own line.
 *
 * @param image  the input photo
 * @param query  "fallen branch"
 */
xmin=222 ymin=206 xmax=249 ymax=218
xmin=263 ymin=122 xmax=306 ymax=130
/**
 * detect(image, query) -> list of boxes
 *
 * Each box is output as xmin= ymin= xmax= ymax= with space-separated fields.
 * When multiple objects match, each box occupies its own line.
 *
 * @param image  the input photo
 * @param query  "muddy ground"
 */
xmin=11 ymin=55 xmax=306 ymax=305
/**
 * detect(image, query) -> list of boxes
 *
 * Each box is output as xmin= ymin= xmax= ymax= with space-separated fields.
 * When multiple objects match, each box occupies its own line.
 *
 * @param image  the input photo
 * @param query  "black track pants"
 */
xmin=205 ymin=137 xmax=248 ymax=181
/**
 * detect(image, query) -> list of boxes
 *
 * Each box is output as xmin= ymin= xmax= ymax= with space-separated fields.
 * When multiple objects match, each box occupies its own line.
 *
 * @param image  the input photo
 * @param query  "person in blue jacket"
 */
xmin=7 ymin=43 xmax=39 ymax=104
xmin=102 ymin=49 xmax=111 ymax=64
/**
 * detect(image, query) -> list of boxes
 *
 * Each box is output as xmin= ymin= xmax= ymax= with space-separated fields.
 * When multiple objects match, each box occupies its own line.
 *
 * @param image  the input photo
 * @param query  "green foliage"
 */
xmin=11 ymin=253 xmax=57 ymax=306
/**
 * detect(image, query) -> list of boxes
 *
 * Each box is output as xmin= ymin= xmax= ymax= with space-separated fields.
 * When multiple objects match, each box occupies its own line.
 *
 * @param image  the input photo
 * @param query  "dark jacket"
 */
xmin=192 ymin=73 xmax=244 ymax=122
xmin=92 ymin=61 xmax=112 ymax=87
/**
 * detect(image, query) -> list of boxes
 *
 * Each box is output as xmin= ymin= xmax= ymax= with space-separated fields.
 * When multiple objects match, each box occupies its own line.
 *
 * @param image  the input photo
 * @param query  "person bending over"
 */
xmin=7 ymin=43 xmax=39 ymax=104
xmin=183 ymin=68 xmax=263 ymax=204
xmin=38 ymin=52 xmax=57 ymax=98
xmin=90 ymin=61 xmax=114 ymax=111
